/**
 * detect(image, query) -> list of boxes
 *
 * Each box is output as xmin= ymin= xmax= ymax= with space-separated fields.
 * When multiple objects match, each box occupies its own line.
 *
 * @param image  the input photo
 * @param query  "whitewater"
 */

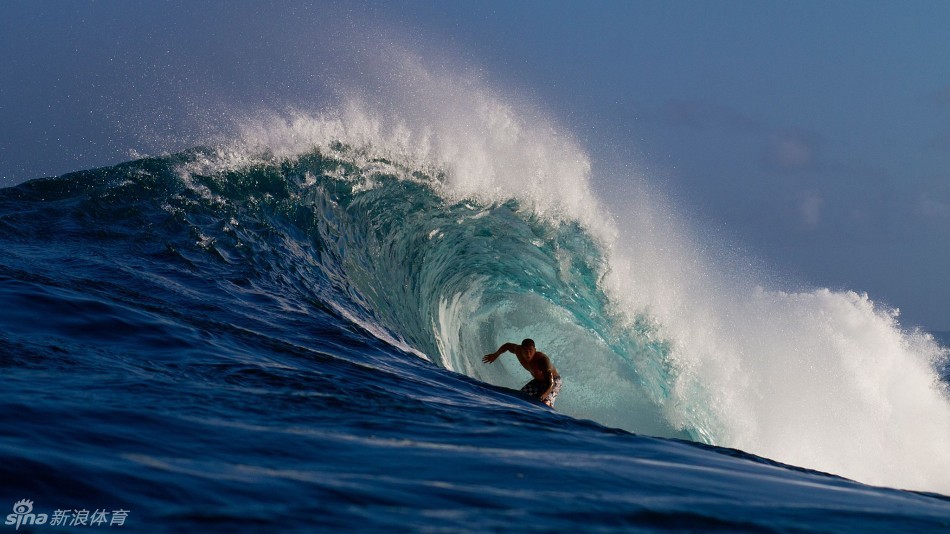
xmin=2 ymin=55 xmax=950 ymax=530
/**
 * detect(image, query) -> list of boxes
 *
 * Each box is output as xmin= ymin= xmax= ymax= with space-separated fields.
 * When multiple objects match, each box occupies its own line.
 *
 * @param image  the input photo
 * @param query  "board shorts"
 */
xmin=520 ymin=376 xmax=563 ymax=407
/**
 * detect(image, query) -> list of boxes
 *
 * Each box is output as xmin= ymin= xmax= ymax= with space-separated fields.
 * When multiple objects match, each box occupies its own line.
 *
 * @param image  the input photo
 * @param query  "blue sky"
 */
xmin=1 ymin=1 xmax=948 ymax=329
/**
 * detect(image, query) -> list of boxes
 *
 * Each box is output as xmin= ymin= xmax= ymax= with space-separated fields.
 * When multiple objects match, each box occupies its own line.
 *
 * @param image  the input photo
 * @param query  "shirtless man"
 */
xmin=482 ymin=339 xmax=562 ymax=407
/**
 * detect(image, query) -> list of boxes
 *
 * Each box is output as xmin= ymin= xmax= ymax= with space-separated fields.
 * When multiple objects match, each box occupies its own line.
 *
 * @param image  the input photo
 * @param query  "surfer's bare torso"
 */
xmin=483 ymin=339 xmax=562 ymax=407
xmin=516 ymin=349 xmax=558 ymax=381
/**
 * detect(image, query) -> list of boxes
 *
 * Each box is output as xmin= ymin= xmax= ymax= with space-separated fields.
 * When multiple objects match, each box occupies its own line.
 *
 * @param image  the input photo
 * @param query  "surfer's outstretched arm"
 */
xmin=482 ymin=343 xmax=519 ymax=364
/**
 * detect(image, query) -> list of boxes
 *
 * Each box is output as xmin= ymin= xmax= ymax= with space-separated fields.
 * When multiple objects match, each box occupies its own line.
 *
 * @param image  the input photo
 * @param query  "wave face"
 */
xmin=2 ymin=132 xmax=950 ymax=529
xmin=219 ymin=93 xmax=950 ymax=494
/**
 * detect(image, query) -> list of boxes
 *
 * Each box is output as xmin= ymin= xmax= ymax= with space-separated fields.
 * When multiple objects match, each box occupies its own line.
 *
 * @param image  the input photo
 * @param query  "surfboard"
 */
xmin=484 ymin=383 xmax=552 ymax=408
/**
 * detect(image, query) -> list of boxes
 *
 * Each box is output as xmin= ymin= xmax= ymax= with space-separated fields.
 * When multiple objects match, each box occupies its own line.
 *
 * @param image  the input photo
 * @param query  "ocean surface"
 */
xmin=3 ymin=108 xmax=950 ymax=532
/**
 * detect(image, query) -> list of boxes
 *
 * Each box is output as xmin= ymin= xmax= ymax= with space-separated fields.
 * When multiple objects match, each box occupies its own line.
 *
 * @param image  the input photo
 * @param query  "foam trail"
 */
xmin=213 ymin=53 xmax=950 ymax=494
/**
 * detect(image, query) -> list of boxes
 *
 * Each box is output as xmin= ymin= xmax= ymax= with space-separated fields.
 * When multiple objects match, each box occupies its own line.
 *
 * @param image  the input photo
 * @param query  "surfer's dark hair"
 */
xmin=521 ymin=338 xmax=535 ymax=348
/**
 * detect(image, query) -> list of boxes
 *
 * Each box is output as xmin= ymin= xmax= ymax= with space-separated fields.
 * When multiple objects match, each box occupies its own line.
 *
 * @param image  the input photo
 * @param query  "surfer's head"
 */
xmin=521 ymin=338 xmax=536 ymax=358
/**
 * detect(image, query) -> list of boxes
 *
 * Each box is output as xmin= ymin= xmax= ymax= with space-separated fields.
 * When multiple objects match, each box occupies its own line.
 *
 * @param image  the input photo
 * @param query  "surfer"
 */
xmin=482 ymin=339 xmax=562 ymax=407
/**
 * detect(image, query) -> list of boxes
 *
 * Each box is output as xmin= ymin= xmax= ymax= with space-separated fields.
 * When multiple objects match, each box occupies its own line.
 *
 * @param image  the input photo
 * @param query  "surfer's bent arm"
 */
xmin=539 ymin=368 xmax=555 ymax=398
xmin=482 ymin=343 xmax=519 ymax=364
xmin=539 ymin=360 xmax=556 ymax=399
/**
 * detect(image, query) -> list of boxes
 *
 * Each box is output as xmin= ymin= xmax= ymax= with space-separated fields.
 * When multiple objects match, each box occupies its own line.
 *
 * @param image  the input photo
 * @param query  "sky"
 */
xmin=1 ymin=1 xmax=948 ymax=330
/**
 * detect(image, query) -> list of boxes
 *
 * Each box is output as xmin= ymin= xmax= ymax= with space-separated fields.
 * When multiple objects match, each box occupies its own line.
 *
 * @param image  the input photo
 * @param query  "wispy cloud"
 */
xmin=918 ymin=187 xmax=950 ymax=222
xmin=662 ymin=99 xmax=767 ymax=133
xmin=657 ymin=99 xmax=824 ymax=172
xmin=920 ymin=198 xmax=950 ymax=219
xmin=767 ymin=131 xmax=821 ymax=171
xmin=797 ymin=190 xmax=824 ymax=229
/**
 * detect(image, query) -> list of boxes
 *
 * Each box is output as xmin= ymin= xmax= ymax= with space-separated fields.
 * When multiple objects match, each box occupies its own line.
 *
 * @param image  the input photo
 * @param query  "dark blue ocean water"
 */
xmin=2 ymin=148 xmax=950 ymax=532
